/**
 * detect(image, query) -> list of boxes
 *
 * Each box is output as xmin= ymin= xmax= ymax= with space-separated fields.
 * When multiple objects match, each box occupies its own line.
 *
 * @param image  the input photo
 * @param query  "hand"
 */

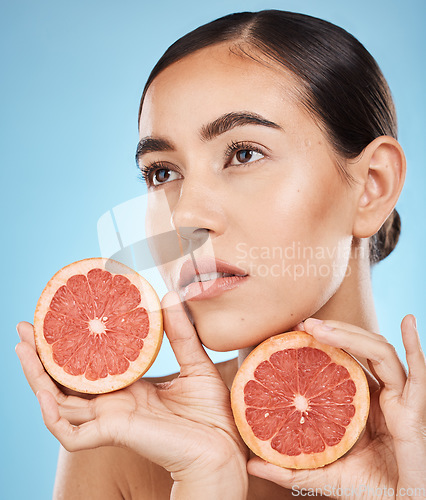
xmin=247 ymin=315 xmax=426 ymax=499
xmin=16 ymin=292 xmax=248 ymax=499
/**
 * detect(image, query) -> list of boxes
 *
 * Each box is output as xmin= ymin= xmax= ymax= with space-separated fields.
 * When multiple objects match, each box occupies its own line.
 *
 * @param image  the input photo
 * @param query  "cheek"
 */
xmin=190 ymin=172 xmax=354 ymax=351
xmin=264 ymin=170 xmax=353 ymax=299
xmin=238 ymin=158 xmax=351 ymax=260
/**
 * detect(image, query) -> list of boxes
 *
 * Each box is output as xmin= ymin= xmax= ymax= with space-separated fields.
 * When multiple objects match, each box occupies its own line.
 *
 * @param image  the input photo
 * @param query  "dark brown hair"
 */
xmin=138 ymin=10 xmax=400 ymax=264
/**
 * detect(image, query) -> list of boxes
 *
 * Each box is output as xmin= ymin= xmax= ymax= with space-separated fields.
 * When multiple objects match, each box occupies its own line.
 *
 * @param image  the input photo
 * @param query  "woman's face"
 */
xmin=138 ymin=44 xmax=356 ymax=351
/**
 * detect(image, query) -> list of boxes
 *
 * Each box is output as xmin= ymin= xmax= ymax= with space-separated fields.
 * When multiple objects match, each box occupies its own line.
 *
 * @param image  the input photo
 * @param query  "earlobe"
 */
xmin=352 ymin=136 xmax=406 ymax=239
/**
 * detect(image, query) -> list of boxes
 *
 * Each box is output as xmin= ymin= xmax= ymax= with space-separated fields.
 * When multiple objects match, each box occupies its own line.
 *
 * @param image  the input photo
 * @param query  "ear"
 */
xmin=352 ymin=136 xmax=406 ymax=238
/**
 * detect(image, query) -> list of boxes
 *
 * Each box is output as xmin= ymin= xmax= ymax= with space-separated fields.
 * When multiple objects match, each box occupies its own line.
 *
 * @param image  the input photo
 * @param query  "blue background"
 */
xmin=1 ymin=0 xmax=425 ymax=498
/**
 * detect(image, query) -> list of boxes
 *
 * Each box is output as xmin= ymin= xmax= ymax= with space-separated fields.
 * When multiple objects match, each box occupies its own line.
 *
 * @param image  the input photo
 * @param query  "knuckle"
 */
xmin=375 ymin=333 xmax=388 ymax=343
xmin=62 ymin=439 xmax=78 ymax=453
xmin=407 ymin=371 xmax=425 ymax=385
xmin=370 ymin=342 xmax=398 ymax=365
xmin=170 ymin=334 xmax=192 ymax=345
xmin=383 ymin=342 xmax=398 ymax=359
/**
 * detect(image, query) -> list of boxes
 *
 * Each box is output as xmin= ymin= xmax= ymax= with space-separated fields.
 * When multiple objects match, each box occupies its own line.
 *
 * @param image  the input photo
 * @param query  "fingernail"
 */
xmin=307 ymin=318 xmax=334 ymax=332
xmin=317 ymin=323 xmax=334 ymax=332
xmin=411 ymin=315 xmax=417 ymax=330
xmin=16 ymin=323 xmax=22 ymax=339
xmin=307 ymin=318 xmax=323 ymax=325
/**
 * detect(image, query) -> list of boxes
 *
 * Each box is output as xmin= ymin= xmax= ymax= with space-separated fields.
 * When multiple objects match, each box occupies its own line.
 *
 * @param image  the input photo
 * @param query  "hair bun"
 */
xmin=369 ymin=209 xmax=401 ymax=264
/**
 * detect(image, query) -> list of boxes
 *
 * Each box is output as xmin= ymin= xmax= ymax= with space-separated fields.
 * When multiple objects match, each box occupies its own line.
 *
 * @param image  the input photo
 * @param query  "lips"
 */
xmin=178 ymin=257 xmax=248 ymax=290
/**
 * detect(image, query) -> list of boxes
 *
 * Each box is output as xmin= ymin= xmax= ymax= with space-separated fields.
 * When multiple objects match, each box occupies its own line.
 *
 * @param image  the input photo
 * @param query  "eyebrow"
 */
xmin=135 ymin=111 xmax=282 ymax=163
xmin=135 ymin=137 xmax=174 ymax=163
xmin=200 ymin=111 xmax=282 ymax=141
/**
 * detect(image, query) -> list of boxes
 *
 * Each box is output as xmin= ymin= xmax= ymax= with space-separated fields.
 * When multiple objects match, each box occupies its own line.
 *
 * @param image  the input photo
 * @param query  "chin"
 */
xmin=191 ymin=306 xmax=300 ymax=352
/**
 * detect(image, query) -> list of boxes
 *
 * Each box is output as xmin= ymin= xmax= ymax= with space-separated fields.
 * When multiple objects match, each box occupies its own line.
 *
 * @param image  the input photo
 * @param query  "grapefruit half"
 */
xmin=34 ymin=258 xmax=163 ymax=394
xmin=231 ymin=331 xmax=370 ymax=469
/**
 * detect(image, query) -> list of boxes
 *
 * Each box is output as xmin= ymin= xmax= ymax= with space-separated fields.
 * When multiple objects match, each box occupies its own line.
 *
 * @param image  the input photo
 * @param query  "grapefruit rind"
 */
xmin=230 ymin=331 xmax=370 ymax=469
xmin=34 ymin=258 xmax=163 ymax=394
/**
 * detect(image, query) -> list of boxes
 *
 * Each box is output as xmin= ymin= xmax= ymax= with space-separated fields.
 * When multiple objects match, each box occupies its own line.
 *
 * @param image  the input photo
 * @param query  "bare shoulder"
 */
xmin=54 ymin=445 xmax=172 ymax=500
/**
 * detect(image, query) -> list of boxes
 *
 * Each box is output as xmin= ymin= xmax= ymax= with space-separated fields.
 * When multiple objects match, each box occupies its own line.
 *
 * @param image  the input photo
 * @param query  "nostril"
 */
xmin=177 ymin=226 xmax=210 ymax=243
xmin=176 ymin=227 xmax=210 ymax=257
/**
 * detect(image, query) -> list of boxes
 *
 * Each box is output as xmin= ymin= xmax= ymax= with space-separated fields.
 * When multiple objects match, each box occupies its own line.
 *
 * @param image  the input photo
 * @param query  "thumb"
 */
xmin=161 ymin=291 xmax=217 ymax=377
xmin=247 ymin=457 xmax=340 ymax=495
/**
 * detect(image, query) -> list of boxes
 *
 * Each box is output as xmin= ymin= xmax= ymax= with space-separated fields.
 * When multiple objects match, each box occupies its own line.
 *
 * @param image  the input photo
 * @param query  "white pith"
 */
xmin=293 ymin=394 xmax=309 ymax=412
xmin=88 ymin=318 xmax=106 ymax=335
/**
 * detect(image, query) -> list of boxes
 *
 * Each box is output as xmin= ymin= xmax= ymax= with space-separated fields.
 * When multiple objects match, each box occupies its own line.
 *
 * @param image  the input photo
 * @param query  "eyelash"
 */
xmin=225 ymin=140 xmax=265 ymax=165
xmin=139 ymin=140 xmax=266 ymax=187
xmin=138 ymin=161 xmax=170 ymax=186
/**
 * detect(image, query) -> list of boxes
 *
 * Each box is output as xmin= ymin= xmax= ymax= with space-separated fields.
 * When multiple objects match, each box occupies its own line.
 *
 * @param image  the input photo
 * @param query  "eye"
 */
xmin=225 ymin=141 xmax=266 ymax=167
xmin=140 ymin=164 xmax=182 ymax=187
xmin=233 ymin=149 xmax=264 ymax=164
xmin=152 ymin=167 xmax=180 ymax=186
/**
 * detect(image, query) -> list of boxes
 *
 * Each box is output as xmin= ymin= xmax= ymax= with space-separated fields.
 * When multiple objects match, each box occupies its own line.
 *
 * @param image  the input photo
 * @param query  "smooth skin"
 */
xmin=16 ymin=43 xmax=426 ymax=499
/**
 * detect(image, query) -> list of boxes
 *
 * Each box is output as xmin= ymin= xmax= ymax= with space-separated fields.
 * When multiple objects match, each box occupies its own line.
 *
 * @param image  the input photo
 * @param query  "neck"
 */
xmin=238 ymin=346 xmax=255 ymax=368
xmin=314 ymin=238 xmax=379 ymax=333
xmin=238 ymin=238 xmax=379 ymax=368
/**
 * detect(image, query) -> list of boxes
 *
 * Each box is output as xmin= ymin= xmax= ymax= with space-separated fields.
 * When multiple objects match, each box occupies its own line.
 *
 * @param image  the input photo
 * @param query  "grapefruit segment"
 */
xmin=231 ymin=331 xmax=370 ymax=469
xmin=34 ymin=258 xmax=163 ymax=394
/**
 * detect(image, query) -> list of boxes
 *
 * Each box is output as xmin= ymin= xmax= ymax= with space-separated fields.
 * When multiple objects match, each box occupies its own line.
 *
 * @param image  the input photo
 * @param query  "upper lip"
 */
xmin=178 ymin=257 xmax=248 ymax=289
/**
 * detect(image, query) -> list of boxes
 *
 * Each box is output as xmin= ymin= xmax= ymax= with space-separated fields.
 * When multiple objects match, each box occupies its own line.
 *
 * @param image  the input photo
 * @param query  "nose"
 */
xmin=170 ymin=177 xmax=226 ymax=245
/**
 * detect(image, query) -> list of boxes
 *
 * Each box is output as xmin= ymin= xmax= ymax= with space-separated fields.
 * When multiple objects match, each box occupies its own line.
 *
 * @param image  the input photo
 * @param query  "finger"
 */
xmin=16 ymin=321 xmax=36 ymax=349
xmin=247 ymin=456 xmax=334 ymax=492
xmin=302 ymin=319 xmax=380 ymax=390
xmin=161 ymin=291 xmax=217 ymax=377
xmin=401 ymin=315 xmax=426 ymax=402
xmin=16 ymin=339 xmax=98 ymax=425
xmin=304 ymin=319 xmax=406 ymax=396
xmin=15 ymin=340 xmax=65 ymax=402
xmin=303 ymin=317 xmax=386 ymax=342
xmin=56 ymin=395 xmax=97 ymax=425
xmin=36 ymin=390 xmax=107 ymax=452
xmin=302 ymin=317 xmax=389 ymax=382
xmin=402 ymin=315 xmax=425 ymax=382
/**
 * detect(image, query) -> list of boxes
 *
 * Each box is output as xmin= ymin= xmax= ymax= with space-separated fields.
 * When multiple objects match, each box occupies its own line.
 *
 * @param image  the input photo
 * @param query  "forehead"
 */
xmin=139 ymin=43 xmax=307 ymax=137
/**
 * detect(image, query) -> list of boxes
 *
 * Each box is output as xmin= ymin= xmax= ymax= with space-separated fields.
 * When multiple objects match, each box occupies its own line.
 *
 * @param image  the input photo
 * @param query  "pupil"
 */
xmin=237 ymin=150 xmax=253 ymax=163
xmin=156 ymin=169 xmax=170 ymax=183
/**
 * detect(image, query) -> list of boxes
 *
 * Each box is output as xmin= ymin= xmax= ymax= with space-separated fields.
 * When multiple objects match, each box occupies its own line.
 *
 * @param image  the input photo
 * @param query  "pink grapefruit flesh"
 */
xmin=34 ymin=258 xmax=163 ymax=394
xmin=231 ymin=331 xmax=370 ymax=469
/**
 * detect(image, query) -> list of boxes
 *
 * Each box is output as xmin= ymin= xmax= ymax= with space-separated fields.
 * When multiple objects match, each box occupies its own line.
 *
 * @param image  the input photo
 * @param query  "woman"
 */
xmin=16 ymin=10 xmax=425 ymax=499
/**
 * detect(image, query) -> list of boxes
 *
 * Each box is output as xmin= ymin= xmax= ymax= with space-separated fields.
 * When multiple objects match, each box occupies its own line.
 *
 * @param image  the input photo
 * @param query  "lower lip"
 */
xmin=181 ymin=275 xmax=249 ymax=301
